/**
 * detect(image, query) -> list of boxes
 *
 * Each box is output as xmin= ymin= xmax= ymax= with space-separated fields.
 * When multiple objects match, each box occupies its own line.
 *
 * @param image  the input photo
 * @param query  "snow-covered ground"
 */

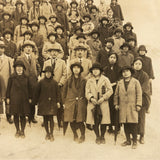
xmin=0 ymin=0 xmax=160 ymax=160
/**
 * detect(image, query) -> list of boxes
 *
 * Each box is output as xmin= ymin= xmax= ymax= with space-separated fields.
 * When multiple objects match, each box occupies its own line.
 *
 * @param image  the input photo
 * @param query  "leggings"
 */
xmin=93 ymin=124 xmax=107 ymax=138
xmin=14 ymin=115 xmax=26 ymax=132
xmin=43 ymin=115 xmax=54 ymax=134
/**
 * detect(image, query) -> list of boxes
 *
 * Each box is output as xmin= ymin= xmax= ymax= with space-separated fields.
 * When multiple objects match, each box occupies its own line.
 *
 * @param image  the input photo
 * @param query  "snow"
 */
xmin=0 ymin=0 xmax=160 ymax=160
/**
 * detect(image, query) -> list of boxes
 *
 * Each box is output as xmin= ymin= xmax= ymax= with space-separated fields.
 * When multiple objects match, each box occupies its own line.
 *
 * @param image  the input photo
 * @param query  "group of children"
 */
xmin=0 ymin=0 xmax=155 ymax=149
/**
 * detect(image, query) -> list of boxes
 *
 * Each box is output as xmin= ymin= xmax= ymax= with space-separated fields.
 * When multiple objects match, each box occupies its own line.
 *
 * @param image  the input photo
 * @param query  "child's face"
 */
xmin=92 ymin=33 xmax=98 ymax=39
xmin=21 ymin=19 xmax=27 ymax=25
xmin=57 ymin=6 xmax=62 ymax=11
xmin=106 ymin=42 xmax=113 ymax=49
xmin=128 ymin=40 xmax=135 ymax=47
xmin=76 ymin=49 xmax=84 ymax=58
xmin=133 ymin=60 xmax=142 ymax=71
xmin=91 ymin=9 xmax=97 ymax=13
xmin=23 ymin=46 xmax=33 ymax=54
xmin=32 ymin=25 xmax=38 ymax=32
xmin=139 ymin=50 xmax=146 ymax=56
xmin=17 ymin=4 xmax=22 ymax=9
xmin=73 ymin=66 xmax=81 ymax=75
xmin=115 ymin=32 xmax=122 ymax=38
xmin=92 ymin=69 xmax=101 ymax=77
xmin=56 ymin=28 xmax=63 ymax=35
xmin=87 ymin=0 xmax=93 ymax=5
xmin=112 ymin=0 xmax=117 ymax=4
xmin=34 ymin=1 xmax=40 ymax=6
xmin=4 ymin=33 xmax=11 ymax=40
xmin=49 ymin=50 xmax=58 ymax=59
xmin=49 ymin=35 xmax=56 ymax=42
xmin=4 ymin=15 xmax=10 ymax=20
xmin=50 ymin=17 xmax=57 ymax=23
xmin=122 ymin=46 xmax=129 ymax=52
xmin=107 ymin=9 xmax=113 ymax=17
xmin=122 ymin=69 xmax=131 ymax=78
xmin=126 ymin=26 xmax=131 ymax=31
xmin=45 ymin=72 xmax=52 ymax=78
xmin=25 ymin=34 xmax=31 ymax=40
xmin=40 ymin=18 xmax=45 ymax=24
xmin=76 ymin=30 xmax=82 ymax=35
xmin=71 ymin=3 xmax=77 ymax=8
xmin=16 ymin=66 xmax=23 ymax=75
xmin=108 ymin=54 xmax=117 ymax=65
xmin=84 ymin=17 xmax=90 ymax=22
xmin=102 ymin=20 xmax=108 ymax=25
xmin=0 ymin=47 xmax=5 ymax=55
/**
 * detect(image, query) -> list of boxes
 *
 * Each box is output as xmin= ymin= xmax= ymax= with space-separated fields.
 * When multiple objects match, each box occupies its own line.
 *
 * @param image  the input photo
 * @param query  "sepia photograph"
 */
xmin=0 ymin=0 xmax=159 ymax=160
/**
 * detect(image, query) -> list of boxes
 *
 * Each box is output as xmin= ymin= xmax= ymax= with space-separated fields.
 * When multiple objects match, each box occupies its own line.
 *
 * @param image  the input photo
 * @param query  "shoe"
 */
xmin=50 ymin=134 xmax=54 ymax=142
xmin=121 ymin=141 xmax=131 ymax=146
xmin=20 ymin=131 xmax=25 ymax=138
xmin=108 ymin=127 xmax=114 ymax=134
xmin=7 ymin=118 xmax=13 ymax=124
xmin=100 ymin=137 xmax=106 ymax=144
xmin=31 ymin=118 xmax=38 ymax=123
xmin=74 ymin=134 xmax=78 ymax=142
xmin=45 ymin=134 xmax=50 ymax=140
xmin=79 ymin=135 xmax=85 ymax=143
xmin=139 ymin=136 xmax=145 ymax=144
xmin=132 ymin=142 xmax=137 ymax=149
xmin=15 ymin=131 xmax=20 ymax=138
xmin=95 ymin=137 xmax=101 ymax=145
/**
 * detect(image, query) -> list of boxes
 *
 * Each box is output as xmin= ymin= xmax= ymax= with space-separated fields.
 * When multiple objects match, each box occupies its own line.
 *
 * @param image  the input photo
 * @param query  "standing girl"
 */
xmin=33 ymin=66 xmax=60 ymax=141
xmin=63 ymin=62 xmax=87 ymax=143
xmin=6 ymin=60 xmax=32 ymax=138
xmin=86 ymin=62 xmax=113 ymax=144
xmin=114 ymin=66 xmax=142 ymax=149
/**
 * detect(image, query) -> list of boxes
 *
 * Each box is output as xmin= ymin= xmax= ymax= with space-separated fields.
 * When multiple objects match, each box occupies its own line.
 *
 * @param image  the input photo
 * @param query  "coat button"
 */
xmin=76 ymin=97 xmax=78 ymax=100
xmin=48 ymin=97 xmax=51 ymax=101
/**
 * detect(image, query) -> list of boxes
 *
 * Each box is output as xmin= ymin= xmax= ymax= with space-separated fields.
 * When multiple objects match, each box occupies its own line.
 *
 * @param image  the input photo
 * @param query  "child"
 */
xmin=82 ymin=14 xmax=94 ymax=36
xmin=114 ymin=66 xmax=142 ymax=149
xmin=123 ymin=22 xmax=137 ymax=46
xmin=63 ymin=62 xmax=87 ymax=143
xmin=28 ymin=0 xmax=41 ymax=22
xmin=112 ymin=28 xmax=125 ymax=55
xmin=87 ymin=29 xmax=102 ymax=63
xmin=6 ymin=60 xmax=32 ymax=138
xmin=12 ymin=0 xmax=26 ymax=27
xmin=86 ymin=62 xmax=113 ymax=144
xmin=128 ymin=36 xmax=138 ymax=58
xmin=118 ymin=42 xmax=134 ymax=68
xmin=103 ymin=52 xmax=120 ymax=133
xmin=33 ymin=66 xmax=60 ymax=141
xmin=110 ymin=0 xmax=124 ymax=22
xmin=138 ymin=45 xmax=154 ymax=96
xmin=90 ymin=5 xmax=100 ymax=28
xmin=133 ymin=57 xmax=151 ymax=144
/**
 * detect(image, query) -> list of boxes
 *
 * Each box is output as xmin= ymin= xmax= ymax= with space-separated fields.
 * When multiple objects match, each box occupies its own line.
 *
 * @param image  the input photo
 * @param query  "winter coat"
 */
xmin=69 ymin=58 xmax=92 ymax=79
xmin=97 ymin=24 xmax=110 ymax=46
xmin=118 ymin=51 xmax=134 ymax=68
xmin=112 ymin=35 xmax=125 ymax=55
xmin=43 ymin=58 xmax=67 ymax=85
xmin=38 ymin=24 xmax=48 ymax=42
xmin=110 ymin=3 xmax=124 ymax=21
xmin=139 ymin=55 xmax=155 ymax=79
xmin=87 ymin=38 xmax=102 ymax=63
xmin=33 ymin=77 xmax=60 ymax=116
xmin=12 ymin=9 xmax=26 ymax=26
xmin=6 ymin=73 xmax=31 ymax=115
xmin=129 ymin=46 xmax=138 ymax=59
xmin=3 ymin=39 xmax=17 ymax=59
xmin=28 ymin=6 xmax=40 ymax=22
xmin=86 ymin=75 xmax=113 ymax=125
xmin=0 ymin=19 xmax=14 ymax=36
xmin=0 ymin=55 xmax=14 ymax=95
xmin=114 ymin=77 xmax=142 ymax=123
xmin=42 ymin=41 xmax=64 ymax=60
xmin=96 ymin=48 xmax=114 ymax=69
xmin=90 ymin=13 xmax=100 ymax=29
xmin=14 ymin=25 xmax=31 ymax=44
xmin=63 ymin=76 xmax=87 ymax=122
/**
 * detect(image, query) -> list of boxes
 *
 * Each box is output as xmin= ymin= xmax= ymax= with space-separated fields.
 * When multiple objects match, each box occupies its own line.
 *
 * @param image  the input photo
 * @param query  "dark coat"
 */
xmin=129 ymin=46 xmax=138 ymax=59
xmin=139 ymin=55 xmax=155 ymax=79
xmin=97 ymin=24 xmax=110 ymax=46
xmin=63 ymin=76 xmax=87 ymax=122
xmin=6 ymin=73 xmax=31 ymax=115
xmin=96 ymin=48 xmax=114 ymax=69
xmin=103 ymin=63 xmax=120 ymax=125
xmin=3 ymin=39 xmax=17 ymax=59
xmin=133 ymin=70 xmax=151 ymax=135
xmin=110 ymin=3 xmax=124 ymax=21
xmin=33 ymin=78 xmax=60 ymax=116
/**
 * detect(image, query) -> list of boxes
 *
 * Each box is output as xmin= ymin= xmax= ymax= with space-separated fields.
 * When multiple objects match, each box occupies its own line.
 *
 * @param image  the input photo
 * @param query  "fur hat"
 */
xmin=13 ymin=60 xmax=26 ymax=70
xmin=123 ymin=22 xmax=133 ymax=30
xmin=137 ymin=45 xmax=147 ymax=53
